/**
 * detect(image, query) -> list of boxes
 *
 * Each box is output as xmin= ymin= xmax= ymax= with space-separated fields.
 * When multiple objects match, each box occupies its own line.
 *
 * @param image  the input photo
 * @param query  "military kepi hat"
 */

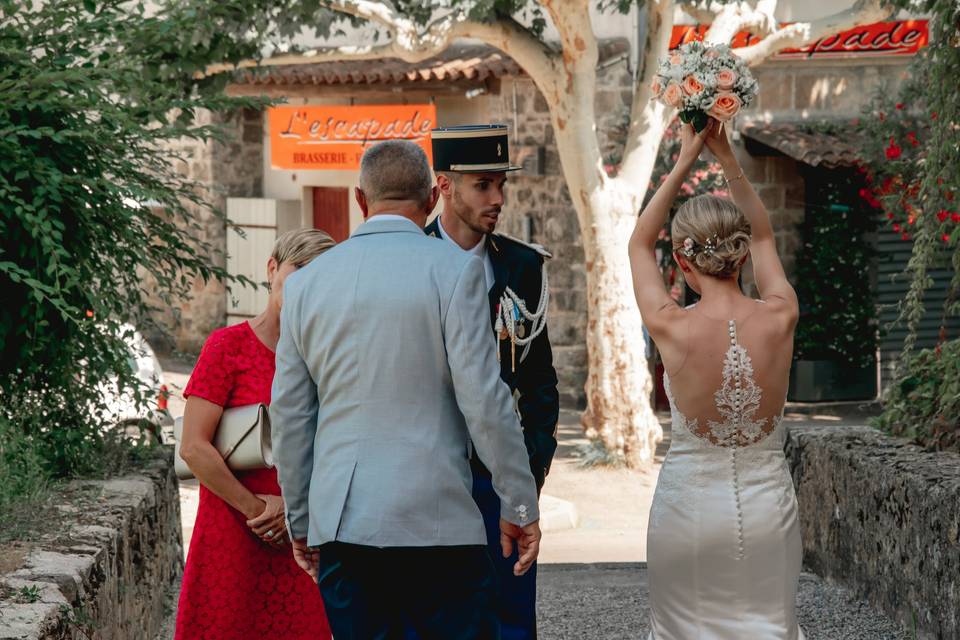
xmin=431 ymin=124 xmax=521 ymax=173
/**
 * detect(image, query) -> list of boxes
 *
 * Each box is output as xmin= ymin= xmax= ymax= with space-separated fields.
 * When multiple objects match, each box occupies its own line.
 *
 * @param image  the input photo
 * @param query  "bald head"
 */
xmin=358 ymin=140 xmax=433 ymax=208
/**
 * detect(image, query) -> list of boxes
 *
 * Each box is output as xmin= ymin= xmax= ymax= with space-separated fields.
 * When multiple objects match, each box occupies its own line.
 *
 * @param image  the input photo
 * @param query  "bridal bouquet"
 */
xmin=650 ymin=41 xmax=759 ymax=132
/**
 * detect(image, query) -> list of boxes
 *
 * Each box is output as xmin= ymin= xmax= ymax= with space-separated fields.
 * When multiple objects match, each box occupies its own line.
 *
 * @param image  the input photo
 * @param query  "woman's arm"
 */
xmin=179 ymin=396 xmax=265 ymax=520
xmin=704 ymin=125 xmax=798 ymax=317
xmin=628 ymin=122 xmax=709 ymax=331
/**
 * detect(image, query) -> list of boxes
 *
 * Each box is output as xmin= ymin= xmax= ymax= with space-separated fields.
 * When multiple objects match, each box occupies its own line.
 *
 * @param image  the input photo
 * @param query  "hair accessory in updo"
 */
xmin=671 ymin=194 xmax=752 ymax=279
xmin=679 ymin=234 xmax=722 ymax=258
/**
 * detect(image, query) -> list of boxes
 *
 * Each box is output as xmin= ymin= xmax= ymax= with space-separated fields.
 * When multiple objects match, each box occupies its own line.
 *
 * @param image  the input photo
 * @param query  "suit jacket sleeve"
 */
xmin=516 ymin=260 xmax=560 ymax=489
xmin=444 ymin=257 xmax=540 ymax=526
xmin=270 ymin=277 xmax=318 ymax=541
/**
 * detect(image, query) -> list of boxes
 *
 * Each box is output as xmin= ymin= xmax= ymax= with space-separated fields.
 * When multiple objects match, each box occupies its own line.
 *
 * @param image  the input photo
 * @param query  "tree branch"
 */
xmin=321 ymin=0 xmax=402 ymax=29
xmin=704 ymin=0 xmax=779 ymax=45
xmin=736 ymin=0 xmax=892 ymax=65
xmin=616 ymin=0 xmax=675 ymax=197
xmin=202 ymin=5 xmax=559 ymax=90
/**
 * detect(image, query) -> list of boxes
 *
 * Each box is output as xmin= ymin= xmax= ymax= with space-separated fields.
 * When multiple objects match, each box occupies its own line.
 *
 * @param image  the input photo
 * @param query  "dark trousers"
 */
xmin=316 ymin=541 xmax=500 ymax=640
xmin=471 ymin=472 xmax=539 ymax=640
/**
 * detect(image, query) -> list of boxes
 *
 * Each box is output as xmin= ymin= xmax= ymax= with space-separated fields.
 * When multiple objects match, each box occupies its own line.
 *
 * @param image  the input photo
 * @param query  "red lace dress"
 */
xmin=174 ymin=321 xmax=331 ymax=640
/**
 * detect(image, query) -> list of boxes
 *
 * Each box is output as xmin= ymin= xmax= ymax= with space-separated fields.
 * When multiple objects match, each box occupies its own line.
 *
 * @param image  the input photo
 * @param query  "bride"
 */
xmin=628 ymin=119 xmax=805 ymax=639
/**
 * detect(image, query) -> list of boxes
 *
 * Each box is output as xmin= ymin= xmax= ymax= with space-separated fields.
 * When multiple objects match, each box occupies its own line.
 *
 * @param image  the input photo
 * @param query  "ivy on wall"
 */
xmin=793 ymin=165 xmax=878 ymax=369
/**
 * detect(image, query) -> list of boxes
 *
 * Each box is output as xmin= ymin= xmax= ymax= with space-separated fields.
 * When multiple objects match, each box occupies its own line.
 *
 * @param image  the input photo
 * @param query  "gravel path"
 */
xmin=156 ymin=563 xmax=908 ymax=639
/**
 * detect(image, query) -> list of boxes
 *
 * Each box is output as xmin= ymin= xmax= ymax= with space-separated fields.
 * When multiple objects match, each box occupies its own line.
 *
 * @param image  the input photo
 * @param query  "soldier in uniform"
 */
xmin=424 ymin=124 xmax=560 ymax=639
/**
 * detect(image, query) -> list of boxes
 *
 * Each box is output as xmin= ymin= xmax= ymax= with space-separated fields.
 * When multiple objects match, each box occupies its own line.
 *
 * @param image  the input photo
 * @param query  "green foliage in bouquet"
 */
xmin=792 ymin=165 xmax=878 ymax=368
xmin=871 ymin=338 xmax=960 ymax=453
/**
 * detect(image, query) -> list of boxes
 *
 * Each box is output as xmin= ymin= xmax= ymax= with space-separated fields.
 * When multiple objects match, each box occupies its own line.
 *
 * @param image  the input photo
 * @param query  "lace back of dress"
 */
xmin=683 ymin=319 xmax=780 ymax=448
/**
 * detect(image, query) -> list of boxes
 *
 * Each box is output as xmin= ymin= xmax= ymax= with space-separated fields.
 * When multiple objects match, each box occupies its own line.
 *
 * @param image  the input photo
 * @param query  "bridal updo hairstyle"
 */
xmin=671 ymin=194 xmax=752 ymax=279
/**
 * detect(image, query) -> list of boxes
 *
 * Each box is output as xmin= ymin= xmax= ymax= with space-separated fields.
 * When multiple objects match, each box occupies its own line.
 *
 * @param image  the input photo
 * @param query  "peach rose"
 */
xmin=709 ymin=92 xmax=742 ymax=121
xmin=650 ymin=77 xmax=663 ymax=98
xmin=662 ymin=83 xmax=684 ymax=108
xmin=705 ymin=48 xmax=720 ymax=59
xmin=682 ymin=75 xmax=704 ymax=96
xmin=670 ymin=52 xmax=683 ymax=65
xmin=716 ymin=69 xmax=738 ymax=91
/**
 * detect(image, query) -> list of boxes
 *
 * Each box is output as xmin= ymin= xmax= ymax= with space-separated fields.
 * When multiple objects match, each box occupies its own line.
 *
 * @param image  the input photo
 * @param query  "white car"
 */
xmin=101 ymin=325 xmax=174 ymax=444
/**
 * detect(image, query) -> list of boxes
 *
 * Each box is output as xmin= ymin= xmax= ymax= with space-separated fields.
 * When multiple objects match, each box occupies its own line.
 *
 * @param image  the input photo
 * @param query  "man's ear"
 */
xmin=354 ymin=187 xmax=368 ymax=218
xmin=426 ymin=185 xmax=441 ymax=215
xmin=436 ymin=172 xmax=454 ymax=197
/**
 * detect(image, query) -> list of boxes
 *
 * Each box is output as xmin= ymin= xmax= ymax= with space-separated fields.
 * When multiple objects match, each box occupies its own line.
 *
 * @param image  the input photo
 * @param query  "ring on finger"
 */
xmin=266 ymin=529 xmax=275 ymax=538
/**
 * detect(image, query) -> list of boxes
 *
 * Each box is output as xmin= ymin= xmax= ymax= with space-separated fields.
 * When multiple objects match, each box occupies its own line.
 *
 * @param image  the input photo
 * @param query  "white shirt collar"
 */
xmin=436 ymin=214 xmax=495 ymax=291
xmin=366 ymin=214 xmax=418 ymax=226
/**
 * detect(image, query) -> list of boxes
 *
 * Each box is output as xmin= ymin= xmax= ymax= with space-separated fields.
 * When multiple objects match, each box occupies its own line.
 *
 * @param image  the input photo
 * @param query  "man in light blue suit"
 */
xmin=271 ymin=140 xmax=542 ymax=639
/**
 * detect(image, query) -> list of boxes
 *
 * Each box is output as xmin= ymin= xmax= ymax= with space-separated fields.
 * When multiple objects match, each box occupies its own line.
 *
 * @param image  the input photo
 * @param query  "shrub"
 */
xmin=0 ymin=0 xmax=267 ymax=511
xmin=872 ymin=338 xmax=960 ymax=452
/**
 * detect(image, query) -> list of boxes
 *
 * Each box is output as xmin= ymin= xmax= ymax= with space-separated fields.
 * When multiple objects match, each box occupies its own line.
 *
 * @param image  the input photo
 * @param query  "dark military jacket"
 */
xmin=425 ymin=217 xmax=560 ymax=490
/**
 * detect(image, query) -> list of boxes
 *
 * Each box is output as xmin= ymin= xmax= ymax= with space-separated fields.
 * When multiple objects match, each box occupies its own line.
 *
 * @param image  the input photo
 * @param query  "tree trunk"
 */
xmin=549 ymin=71 xmax=668 ymax=466
xmin=579 ymin=191 xmax=663 ymax=466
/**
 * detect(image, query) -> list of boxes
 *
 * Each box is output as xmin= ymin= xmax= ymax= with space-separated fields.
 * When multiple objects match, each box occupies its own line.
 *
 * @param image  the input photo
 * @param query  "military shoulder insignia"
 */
xmin=492 ymin=232 xmax=553 ymax=260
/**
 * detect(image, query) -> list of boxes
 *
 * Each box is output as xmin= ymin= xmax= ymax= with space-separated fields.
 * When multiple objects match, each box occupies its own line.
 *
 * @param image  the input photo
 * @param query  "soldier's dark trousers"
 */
xmin=471 ymin=471 xmax=539 ymax=640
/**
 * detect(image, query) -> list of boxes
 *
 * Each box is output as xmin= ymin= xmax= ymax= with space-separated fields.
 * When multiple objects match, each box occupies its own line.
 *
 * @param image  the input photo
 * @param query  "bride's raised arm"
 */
xmin=704 ymin=126 xmax=799 ymax=315
xmin=628 ymin=122 xmax=709 ymax=333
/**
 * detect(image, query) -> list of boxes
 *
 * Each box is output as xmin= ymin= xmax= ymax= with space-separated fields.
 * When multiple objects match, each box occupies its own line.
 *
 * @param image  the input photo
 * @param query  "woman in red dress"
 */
xmin=175 ymin=229 xmax=336 ymax=640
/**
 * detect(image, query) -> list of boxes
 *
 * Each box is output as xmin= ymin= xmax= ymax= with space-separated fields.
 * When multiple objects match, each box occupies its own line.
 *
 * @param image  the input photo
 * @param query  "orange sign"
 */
xmin=269 ymin=104 xmax=437 ymax=170
xmin=670 ymin=20 xmax=929 ymax=58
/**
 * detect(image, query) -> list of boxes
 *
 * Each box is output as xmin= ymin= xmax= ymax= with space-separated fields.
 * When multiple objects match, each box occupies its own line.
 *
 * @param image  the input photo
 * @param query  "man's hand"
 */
xmin=499 ymin=518 xmax=542 ymax=577
xmin=246 ymin=494 xmax=288 ymax=548
xmin=292 ymin=538 xmax=319 ymax=581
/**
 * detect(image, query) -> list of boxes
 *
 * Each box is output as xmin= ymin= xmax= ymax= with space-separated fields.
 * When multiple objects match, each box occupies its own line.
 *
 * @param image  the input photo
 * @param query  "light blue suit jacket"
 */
xmin=271 ymin=216 xmax=540 ymax=547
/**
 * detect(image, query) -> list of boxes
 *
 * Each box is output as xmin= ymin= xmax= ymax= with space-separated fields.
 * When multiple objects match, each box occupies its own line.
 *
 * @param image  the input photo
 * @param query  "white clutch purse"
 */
xmin=173 ymin=403 xmax=274 ymax=481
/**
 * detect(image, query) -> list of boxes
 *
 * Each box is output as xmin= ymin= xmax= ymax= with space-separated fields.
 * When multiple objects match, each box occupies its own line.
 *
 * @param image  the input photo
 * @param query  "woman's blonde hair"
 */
xmin=271 ymin=228 xmax=336 ymax=268
xmin=671 ymin=194 xmax=752 ymax=279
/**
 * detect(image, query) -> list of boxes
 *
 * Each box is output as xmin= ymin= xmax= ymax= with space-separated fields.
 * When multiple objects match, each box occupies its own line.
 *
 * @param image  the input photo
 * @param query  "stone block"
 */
xmin=795 ymin=73 xmax=829 ymax=112
xmin=548 ymin=310 xmax=587 ymax=346
xmin=766 ymin=157 xmax=799 ymax=184
xmin=757 ymin=185 xmax=784 ymax=210
xmin=533 ymin=91 xmax=550 ymax=114
xmin=554 ymin=344 xmax=588 ymax=369
xmin=757 ymin=69 xmax=794 ymax=112
xmin=0 ymin=457 xmax=182 ymax=640
xmin=550 ymin=288 xmax=587 ymax=315
xmin=785 ymin=425 xmax=960 ymax=639
xmin=595 ymin=91 xmax=619 ymax=115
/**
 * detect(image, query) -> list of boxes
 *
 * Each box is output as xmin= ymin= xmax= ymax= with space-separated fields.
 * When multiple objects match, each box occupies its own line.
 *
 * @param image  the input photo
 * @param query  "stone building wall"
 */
xmin=147 ymin=108 xmax=264 ymax=354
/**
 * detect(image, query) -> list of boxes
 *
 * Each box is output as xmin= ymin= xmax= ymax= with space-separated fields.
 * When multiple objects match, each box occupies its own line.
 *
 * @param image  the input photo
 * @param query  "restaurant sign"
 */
xmin=670 ymin=20 xmax=929 ymax=58
xmin=269 ymin=104 xmax=437 ymax=171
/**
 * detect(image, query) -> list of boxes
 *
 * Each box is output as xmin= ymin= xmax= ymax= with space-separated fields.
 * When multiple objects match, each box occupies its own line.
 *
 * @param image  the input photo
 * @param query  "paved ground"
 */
xmin=157 ymin=357 xmax=906 ymax=638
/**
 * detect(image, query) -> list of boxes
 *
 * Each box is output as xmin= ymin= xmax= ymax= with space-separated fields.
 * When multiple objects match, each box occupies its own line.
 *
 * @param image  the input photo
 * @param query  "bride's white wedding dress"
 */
xmin=648 ymin=306 xmax=806 ymax=639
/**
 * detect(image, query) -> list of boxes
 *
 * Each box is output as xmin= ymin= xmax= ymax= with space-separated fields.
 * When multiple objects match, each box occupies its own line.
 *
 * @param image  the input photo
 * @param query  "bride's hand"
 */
xmin=704 ymin=119 xmax=736 ymax=164
xmin=677 ymin=120 xmax=713 ymax=168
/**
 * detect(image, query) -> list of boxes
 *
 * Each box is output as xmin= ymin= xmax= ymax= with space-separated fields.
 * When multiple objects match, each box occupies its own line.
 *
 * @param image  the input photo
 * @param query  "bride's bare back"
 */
xmin=661 ymin=298 xmax=795 ymax=447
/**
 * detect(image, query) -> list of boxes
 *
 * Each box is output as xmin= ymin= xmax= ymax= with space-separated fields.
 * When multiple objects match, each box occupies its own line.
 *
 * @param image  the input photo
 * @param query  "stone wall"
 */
xmin=0 ymin=456 xmax=182 ymax=640
xmin=786 ymin=425 xmax=960 ymax=640
xmin=493 ymin=56 xmax=634 ymax=409
xmin=147 ymin=108 xmax=264 ymax=354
